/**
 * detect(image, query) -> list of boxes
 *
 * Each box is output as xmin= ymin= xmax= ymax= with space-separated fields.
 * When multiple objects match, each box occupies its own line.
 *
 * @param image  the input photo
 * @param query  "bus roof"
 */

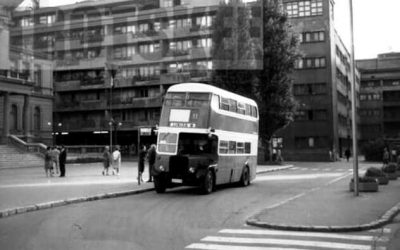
xmin=167 ymin=83 xmax=258 ymax=107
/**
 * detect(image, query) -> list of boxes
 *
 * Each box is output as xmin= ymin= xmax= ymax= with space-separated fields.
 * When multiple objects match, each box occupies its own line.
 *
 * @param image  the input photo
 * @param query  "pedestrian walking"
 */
xmin=59 ymin=145 xmax=67 ymax=177
xmin=383 ymin=147 xmax=390 ymax=166
xmin=102 ymin=146 xmax=112 ymax=175
xmin=391 ymin=149 xmax=397 ymax=162
xmin=138 ymin=145 xmax=146 ymax=184
xmin=51 ymin=146 xmax=60 ymax=175
xmin=345 ymin=148 xmax=351 ymax=162
xmin=44 ymin=146 xmax=53 ymax=178
xmin=147 ymin=144 xmax=156 ymax=182
xmin=112 ymin=145 xmax=121 ymax=176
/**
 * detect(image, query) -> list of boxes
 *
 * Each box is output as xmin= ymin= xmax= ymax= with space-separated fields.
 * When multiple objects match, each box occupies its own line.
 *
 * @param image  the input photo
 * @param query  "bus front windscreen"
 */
xmin=157 ymin=132 xmax=178 ymax=153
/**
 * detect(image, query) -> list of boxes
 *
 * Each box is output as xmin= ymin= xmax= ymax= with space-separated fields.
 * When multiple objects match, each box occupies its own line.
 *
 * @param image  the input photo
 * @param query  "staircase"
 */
xmin=0 ymin=144 xmax=44 ymax=169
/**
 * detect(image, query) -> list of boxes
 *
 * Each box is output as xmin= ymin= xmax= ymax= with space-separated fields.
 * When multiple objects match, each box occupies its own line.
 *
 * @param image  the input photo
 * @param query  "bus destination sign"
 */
xmin=169 ymin=122 xmax=197 ymax=128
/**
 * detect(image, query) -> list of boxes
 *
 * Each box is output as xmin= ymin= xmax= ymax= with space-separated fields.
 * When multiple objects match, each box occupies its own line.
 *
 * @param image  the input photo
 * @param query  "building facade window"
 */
xmin=293 ymin=83 xmax=327 ymax=95
xmin=196 ymin=38 xmax=212 ymax=48
xmin=295 ymin=57 xmax=326 ymax=69
xmin=138 ymin=43 xmax=159 ymax=54
xmin=10 ymin=104 xmax=18 ymax=131
xmin=285 ymin=0 xmax=323 ymax=18
xmin=300 ymin=31 xmax=325 ymax=43
xmin=34 ymin=107 xmax=41 ymax=132
xmin=195 ymin=15 xmax=213 ymax=27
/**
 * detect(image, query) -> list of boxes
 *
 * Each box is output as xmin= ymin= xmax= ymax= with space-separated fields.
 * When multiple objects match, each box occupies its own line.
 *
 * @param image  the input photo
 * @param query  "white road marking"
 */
xmin=219 ymin=229 xmax=388 ymax=242
xmin=186 ymin=243 xmax=305 ymax=250
xmin=254 ymin=173 xmax=344 ymax=182
xmin=0 ymin=179 xmax=136 ymax=188
xmin=369 ymin=228 xmax=391 ymax=234
xmin=201 ymin=236 xmax=372 ymax=250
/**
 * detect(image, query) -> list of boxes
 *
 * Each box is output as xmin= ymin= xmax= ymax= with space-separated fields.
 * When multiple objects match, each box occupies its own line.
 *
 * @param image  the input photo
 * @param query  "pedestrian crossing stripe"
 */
xmin=219 ymin=229 xmax=388 ymax=242
xmin=186 ymin=244 xmax=387 ymax=250
xmin=200 ymin=236 xmax=373 ymax=250
xmin=186 ymin=243 xmax=314 ymax=250
xmin=185 ymin=228 xmax=390 ymax=250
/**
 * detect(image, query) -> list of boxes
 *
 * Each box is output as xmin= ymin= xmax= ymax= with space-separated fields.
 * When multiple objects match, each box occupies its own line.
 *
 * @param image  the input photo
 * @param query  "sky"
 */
xmin=25 ymin=0 xmax=400 ymax=59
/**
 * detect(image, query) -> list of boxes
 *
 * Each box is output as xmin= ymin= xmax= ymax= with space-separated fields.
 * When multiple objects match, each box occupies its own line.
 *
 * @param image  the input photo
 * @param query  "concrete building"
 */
xmin=357 ymin=52 xmax=400 ymax=147
xmin=0 ymin=0 xmax=53 ymax=145
xmin=275 ymin=0 xmax=360 ymax=161
xmin=8 ymin=0 xmax=359 ymax=160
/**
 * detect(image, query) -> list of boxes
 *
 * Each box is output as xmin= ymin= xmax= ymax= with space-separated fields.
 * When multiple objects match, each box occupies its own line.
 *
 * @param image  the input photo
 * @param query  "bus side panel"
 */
xmin=215 ymin=155 xmax=230 ymax=185
xmin=216 ymin=155 xmax=257 ymax=184
xmin=209 ymin=110 xmax=258 ymax=134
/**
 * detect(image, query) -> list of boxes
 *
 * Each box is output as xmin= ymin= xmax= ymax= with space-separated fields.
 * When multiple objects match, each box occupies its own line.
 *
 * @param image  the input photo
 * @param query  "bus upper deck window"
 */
xmin=220 ymin=97 xmax=229 ymax=111
xmin=245 ymin=104 xmax=252 ymax=116
xmin=229 ymin=99 xmax=237 ymax=113
xmin=252 ymin=106 xmax=258 ymax=118
xmin=237 ymin=102 xmax=246 ymax=115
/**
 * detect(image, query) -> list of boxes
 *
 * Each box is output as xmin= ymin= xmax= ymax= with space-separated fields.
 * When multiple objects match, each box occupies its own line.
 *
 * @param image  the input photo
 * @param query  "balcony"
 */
xmin=59 ymin=118 xmax=160 ymax=132
xmin=55 ymin=99 xmax=106 ymax=112
xmin=129 ymin=51 xmax=162 ymax=64
xmin=383 ymin=101 xmax=400 ymax=107
xmin=110 ymin=96 xmax=163 ymax=109
xmin=55 ymin=57 xmax=106 ymax=71
xmin=160 ymin=72 xmax=191 ymax=84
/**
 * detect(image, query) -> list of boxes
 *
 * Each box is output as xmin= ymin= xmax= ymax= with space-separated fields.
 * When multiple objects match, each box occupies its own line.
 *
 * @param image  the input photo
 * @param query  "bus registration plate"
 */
xmin=171 ymin=178 xmax=183 ymax=184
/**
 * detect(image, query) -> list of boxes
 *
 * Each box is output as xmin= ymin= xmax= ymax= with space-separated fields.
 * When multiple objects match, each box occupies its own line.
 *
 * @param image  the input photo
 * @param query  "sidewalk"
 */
xmin=247 ymin=161 xmax=400 ymax=232
xmin=0 ymin=162 xmax=291 ymax=218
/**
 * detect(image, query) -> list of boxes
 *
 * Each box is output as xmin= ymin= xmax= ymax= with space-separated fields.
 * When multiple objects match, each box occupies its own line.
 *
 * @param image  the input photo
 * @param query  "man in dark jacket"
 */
xmin=147 ymin=144 xmax=156 ymax=182
xmin=59 ymin=145 xmax=67 ymax=177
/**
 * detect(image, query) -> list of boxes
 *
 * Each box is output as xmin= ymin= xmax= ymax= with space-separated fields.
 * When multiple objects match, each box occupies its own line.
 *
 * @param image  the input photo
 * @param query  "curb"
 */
xmin=0 ymin=165 xmax=291 ymax=219
xmin=246 ymin=202 xmax=400 ymax=232
xmin=257 ymin=165 xmax=294 ymax=174
xmin=0 ymin=187 xmax=154 ymax=219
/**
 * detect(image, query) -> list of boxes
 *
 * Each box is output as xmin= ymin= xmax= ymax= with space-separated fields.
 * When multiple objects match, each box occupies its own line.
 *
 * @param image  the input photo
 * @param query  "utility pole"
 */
xmin=105 ymin=63 xmax=118 ymax=151
xmin=349 ymin=0 xmax=359 ymax=196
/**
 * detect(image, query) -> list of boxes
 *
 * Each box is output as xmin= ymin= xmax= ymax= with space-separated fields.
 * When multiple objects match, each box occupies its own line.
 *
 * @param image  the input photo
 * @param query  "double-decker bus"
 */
xmin=153 ymin=83 xmax=259 ymax=194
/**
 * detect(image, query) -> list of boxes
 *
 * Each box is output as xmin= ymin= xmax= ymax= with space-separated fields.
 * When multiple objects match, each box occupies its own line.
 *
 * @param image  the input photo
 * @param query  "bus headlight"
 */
xmin=188 ymin=167 xmax=195 ymax=174
xmin=159 ymin=165 xmax=165 ymax=171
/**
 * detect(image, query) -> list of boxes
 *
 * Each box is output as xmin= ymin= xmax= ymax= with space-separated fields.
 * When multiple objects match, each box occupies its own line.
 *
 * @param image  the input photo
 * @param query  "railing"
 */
xmin=8 ymin=135 xmax=47 ymax=158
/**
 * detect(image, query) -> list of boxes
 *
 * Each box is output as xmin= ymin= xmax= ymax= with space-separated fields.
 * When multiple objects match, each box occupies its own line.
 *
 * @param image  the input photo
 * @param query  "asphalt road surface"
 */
xmin=0 ymin=162 xmax=399 ymax=250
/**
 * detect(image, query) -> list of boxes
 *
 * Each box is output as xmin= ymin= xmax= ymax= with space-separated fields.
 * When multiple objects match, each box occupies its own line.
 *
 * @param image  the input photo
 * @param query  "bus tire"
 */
xmin=201 ymin=169 xmax=214 ymax=194
xmin=154 ymin=175 xmax=166 ymax=193
xmin=239 ymin=166 xmax=250 ymax=187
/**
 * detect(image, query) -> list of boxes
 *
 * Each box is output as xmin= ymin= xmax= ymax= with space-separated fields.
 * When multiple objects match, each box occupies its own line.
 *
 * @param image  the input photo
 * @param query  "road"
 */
xmin=0 ymin=162 xmax=399 ymax=250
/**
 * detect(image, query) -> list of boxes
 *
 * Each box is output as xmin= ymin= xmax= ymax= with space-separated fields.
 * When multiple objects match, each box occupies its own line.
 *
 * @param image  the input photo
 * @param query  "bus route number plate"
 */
xmin=171 ymin=178 xmax=183 ymax=184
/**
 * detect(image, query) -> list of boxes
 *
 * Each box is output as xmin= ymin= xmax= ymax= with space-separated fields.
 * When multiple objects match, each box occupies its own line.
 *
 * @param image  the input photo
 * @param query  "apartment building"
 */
xmin=9 ymin=0 xmax=359 ymax=160
xmin=11 ymin=0 xmax=219 ymax=154
xmin=1 ymin=0 xmax=53 ymax=145
xmin=357 ymin=52 xmax=400 ymax=147
xmin=275 ymin=0 xmax=360 ymax=161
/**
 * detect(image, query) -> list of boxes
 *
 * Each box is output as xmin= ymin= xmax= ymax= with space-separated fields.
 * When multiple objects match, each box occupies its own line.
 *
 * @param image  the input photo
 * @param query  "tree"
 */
xmin=211 ymin=0 xmax=300 ymax=161
xmin=257 ymin=0 xmax=300 ymax=160
xmin=211 ymin=0 xmax=260 ymax=96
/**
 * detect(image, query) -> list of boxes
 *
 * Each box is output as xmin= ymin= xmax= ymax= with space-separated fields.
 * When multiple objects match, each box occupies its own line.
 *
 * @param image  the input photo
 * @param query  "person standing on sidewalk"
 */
xmin=102 ymin=146 xmax=112 ymax=175
xmin=383 ymin=147 xmax=390 ymax=166
xmin=146 ymin=144 xmax=156 ymax=182
xmin=138 ymin=145 xmax=146 ymax=184
xmin=59 ymin=145 xmax=67 ymax=177
xmin=112 ymin=145 xmax=121 ymax=176
xmin=44 ymin=146 xmax=53 ymax=178
xmin=345 ymin=148 xmax=351 ymax=162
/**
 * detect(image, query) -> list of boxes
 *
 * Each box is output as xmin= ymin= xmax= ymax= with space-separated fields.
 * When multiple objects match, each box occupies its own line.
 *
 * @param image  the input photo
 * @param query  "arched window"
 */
xmin=10 ymin=104 xmax=18 ymax=131
xmin=34 ymin=107 xmax=41 ymax=132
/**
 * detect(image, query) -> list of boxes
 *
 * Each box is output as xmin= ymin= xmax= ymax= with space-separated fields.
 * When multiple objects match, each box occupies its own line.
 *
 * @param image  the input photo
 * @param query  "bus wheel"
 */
xmin=240 ymin=166 xmax=250 ymax=187
xmin=201 ymin=169 xmax=214 ymax=194
xmin=154 ymin=175 xmax=166 ymax=193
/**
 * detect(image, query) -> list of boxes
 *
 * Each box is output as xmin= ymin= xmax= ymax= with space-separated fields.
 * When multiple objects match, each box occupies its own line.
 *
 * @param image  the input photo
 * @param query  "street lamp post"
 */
xmin=105 ymin=63 xmax=118 ymax=151
xmin=349 ymin=0 xmax=359 ymax=196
